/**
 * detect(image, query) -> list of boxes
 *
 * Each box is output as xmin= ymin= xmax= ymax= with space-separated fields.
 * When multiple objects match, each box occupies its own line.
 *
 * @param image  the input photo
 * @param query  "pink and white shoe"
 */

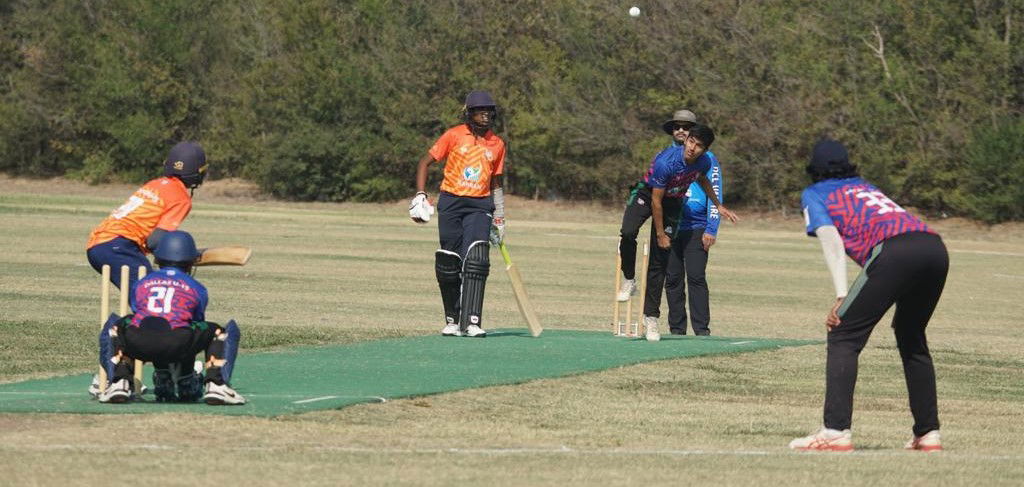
xmin=905 ymin=430 xmax=942 ymax=452
xmin=789 ymin=427 xmax=854 ymax=452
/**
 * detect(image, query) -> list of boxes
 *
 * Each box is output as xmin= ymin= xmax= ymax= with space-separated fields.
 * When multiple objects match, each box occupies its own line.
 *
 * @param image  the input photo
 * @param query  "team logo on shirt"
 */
xmin=463 ymin=164 xmax=482 ymax=182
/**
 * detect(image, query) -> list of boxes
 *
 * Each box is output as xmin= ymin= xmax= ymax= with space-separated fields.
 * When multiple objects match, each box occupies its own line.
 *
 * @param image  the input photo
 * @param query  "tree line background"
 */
xmin=1 ymin=0 xmax=1021 ymax=222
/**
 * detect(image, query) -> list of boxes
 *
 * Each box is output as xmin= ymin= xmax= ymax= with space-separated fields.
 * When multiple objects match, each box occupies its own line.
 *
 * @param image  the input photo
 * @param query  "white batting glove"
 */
xmin=489 ymin=217 xmax=505 ymax=245
xmin=409 ymin=192 xmax=434 ymax=223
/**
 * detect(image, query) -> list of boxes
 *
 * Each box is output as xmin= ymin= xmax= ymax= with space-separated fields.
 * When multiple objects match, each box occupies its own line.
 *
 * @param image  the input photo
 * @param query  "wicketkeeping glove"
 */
xmin=409 ymin=192 xmax=434 ymax=223
xmin=489 ymin=217 xmax=505 ymax=245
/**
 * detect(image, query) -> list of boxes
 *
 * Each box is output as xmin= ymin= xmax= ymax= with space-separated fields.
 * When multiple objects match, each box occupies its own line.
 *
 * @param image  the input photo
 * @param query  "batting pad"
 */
xmin=0 ymin=330 xmax=817 ymax=416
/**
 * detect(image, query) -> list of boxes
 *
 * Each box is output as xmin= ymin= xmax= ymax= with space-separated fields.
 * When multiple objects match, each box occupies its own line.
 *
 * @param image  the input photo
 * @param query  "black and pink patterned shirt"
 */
xmin=802 ymin=177 xmax=934 ymax=266
xmin=129 ymin=267 xmax=208 ymax=329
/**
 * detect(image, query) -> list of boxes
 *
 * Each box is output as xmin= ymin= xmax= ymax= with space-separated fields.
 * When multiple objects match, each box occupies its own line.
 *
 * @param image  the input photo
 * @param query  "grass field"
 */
xmin=1 ymin=176 xmax=1022 ymax=486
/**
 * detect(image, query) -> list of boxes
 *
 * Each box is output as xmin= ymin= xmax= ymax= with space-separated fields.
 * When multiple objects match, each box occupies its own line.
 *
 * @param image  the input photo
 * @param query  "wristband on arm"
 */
xmin=492 ymin=187 xmax=505 ymax=221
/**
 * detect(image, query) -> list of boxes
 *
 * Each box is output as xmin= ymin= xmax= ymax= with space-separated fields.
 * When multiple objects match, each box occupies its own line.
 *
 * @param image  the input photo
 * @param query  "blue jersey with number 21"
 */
xmin=129 ymin=267 xmax=209 ymax=329
xmin=801 ymin=177 xmax=933 ymax=266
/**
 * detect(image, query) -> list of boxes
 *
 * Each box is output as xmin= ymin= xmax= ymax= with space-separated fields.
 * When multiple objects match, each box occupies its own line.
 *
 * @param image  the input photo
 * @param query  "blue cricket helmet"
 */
xmin=153 ymin=230 xmax=201 ymax=266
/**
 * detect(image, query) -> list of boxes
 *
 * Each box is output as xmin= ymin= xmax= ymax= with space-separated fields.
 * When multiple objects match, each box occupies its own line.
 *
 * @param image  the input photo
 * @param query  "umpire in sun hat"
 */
xmin=661 ymin=109 xmax=697 ymax=135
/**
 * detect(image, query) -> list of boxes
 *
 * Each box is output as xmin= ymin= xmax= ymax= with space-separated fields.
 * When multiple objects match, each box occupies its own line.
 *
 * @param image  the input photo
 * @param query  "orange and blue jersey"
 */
xmin=643 ymin=145 xmax=712 ymax=199
xmin=429 ymin=125 xmax=505 ymax=197
xmin=802 ymin=177 xmax=934 ymax=266
xmin=87 ymin=177 xmax=192 ymax=252
xmin=129 ymin=267 xmax=208 ymax=329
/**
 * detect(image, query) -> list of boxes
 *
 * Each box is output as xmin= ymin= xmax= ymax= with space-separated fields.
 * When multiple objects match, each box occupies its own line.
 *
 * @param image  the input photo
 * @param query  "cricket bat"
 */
xmin=498 ymin=242 xmax=542 ymax=337
xmin=194 ymin=246 xmax=253 ymax=266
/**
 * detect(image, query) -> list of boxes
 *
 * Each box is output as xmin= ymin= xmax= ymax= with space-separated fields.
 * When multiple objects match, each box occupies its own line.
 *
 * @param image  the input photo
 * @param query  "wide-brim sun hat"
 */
xmin=661 ymin=109 xmax=697 ymax=135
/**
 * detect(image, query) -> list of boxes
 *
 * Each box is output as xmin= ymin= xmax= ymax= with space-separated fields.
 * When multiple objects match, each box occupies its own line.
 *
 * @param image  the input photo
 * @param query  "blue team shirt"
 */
xmin=642 ymin=145 xmax=713 ymax=199
xmin=129 ymin=267 xmax=209 ymax=329
xmin=677 ymin=152 xmax=723 ymax=236
xmin=801 ymin=177 xmax=934 ymax=266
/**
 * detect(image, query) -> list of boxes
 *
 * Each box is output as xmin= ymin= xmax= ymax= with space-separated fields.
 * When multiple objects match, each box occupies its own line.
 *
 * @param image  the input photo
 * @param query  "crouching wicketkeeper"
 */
xmin=98 ymin=230 xmax=245 ymax=405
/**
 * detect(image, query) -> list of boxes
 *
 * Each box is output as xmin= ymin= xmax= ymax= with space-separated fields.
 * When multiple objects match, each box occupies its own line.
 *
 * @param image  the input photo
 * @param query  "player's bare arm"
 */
xmin=415 ymin=153 xmax=438 ymax=196
xmin=651 ymin=187 xmax=670 ymax=249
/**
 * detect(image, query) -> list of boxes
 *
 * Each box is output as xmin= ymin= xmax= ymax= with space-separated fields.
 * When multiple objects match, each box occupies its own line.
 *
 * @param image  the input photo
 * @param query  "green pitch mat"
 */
xmin=0 ymin=330 xmax=818 ymax=416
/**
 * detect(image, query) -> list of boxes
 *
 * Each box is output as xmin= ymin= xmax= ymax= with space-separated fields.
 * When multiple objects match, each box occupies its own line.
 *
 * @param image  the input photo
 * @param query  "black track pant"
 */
xmin=437 ymin=192 xmax=493 ymax=257
xmin=824 ymin=232 xmax=947 ymax=436
xmin=618 ymin=183 xmax=682 ymax=316
xmin=113 ymin=316 xmax=226 ymax=384
xmin=664 ymin=229 xmax=710 ymax=334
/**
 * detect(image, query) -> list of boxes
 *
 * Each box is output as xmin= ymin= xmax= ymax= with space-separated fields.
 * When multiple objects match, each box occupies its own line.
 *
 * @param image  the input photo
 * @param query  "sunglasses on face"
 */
xmin=673 ymin=123 xmax=694 ymax=132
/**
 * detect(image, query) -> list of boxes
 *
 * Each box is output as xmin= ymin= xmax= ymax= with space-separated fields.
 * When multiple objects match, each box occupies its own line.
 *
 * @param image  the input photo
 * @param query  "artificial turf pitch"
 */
xmin=0 ymin=329 xmax=817 ymax=416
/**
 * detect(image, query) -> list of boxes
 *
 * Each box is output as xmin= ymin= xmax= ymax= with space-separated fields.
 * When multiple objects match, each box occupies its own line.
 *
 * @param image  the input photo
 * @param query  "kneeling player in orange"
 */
xmin=98 ymin=231 xmax=245 ymax=405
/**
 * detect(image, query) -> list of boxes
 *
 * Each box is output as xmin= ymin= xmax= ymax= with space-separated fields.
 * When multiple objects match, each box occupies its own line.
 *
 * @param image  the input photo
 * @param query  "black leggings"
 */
xmin=824 ymin=232 xmax=948 ymax=436
xmin=618 ymin=183 xmax=681 ymax=282
xmin=113 ymin=317 xmax=226 ymax=383
xmin=664 ymin=229 xmax=710 ymax=334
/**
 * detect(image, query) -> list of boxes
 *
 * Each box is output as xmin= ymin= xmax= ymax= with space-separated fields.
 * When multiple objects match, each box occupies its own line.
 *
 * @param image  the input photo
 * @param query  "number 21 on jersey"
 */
xmin=146 ymin=287 xmax=176 ymax=314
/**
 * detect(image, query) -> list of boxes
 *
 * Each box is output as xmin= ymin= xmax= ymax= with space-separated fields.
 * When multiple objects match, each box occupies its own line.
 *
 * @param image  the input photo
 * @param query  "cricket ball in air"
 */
xmin=629 ymin=6 xmax=641 ymax=17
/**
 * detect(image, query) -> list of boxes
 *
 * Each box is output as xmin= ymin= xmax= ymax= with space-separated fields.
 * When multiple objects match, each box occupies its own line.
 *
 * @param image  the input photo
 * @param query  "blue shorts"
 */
xmin=86 ymin=237 xmax=152 ymax=289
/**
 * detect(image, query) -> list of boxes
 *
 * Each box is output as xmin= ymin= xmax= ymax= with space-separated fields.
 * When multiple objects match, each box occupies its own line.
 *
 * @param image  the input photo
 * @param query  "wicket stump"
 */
xmin=97 ymin=264 xmax=147 ymax=395
xmin=612 ymin=242 xmax=649 ymax=337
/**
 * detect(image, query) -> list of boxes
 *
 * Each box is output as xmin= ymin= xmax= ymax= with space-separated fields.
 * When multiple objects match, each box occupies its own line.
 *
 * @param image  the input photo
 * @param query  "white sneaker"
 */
xmin=441 ymin=323 xmax=461 ymax=337
xmin=88 ymin=373 xmax=100 ymax=399
xmin=203 ymin=382 xmax=247 ymax=405
xmin=644 ymin=316 xmax=661 ymax=342
xmin=98 ymin=378 xmax=132 ymax=404
xmin=616 ymin=278 xmax=637 ymax=302
xmin=788 ymin=427 xmax=853 ymax=452
xmin=464 ymin=324 xmax=487 ymax=338
xmin=905 ymin=430 xmax=942 ymax=452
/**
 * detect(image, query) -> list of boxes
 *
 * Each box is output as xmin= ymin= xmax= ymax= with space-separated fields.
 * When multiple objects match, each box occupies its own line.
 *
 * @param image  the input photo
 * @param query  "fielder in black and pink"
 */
xmin=800 ymin=139 xmax=947 ymax=440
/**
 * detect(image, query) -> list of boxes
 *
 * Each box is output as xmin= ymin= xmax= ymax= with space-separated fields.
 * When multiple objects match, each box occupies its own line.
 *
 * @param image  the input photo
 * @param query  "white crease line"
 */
xmin=4 ymin=444 xmax=1022 ymax=461
xmin=993 ymin=273 xmax=1024 ymax=279
xmin=729 ymin=341 xmax=755 ymax=345
xmin=0 ymin=391 xmax=388 ymax=404
xmin=293 ymin=396 xmax=338 ymax=404
xmin=951 ymin=249 xmax=1024 ymax=257
xmin=543 ymin=233 xmax=618 ymax=240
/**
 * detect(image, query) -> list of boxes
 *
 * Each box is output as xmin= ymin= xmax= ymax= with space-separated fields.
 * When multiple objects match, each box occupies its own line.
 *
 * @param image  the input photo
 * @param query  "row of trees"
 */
xmin=1 ymin=0 xmax=1021 ymax=221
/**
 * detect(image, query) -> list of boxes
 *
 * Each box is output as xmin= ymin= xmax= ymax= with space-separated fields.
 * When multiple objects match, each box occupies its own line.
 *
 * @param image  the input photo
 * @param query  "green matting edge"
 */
xmin=0 ymin=329 xmax=818 ymax=416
